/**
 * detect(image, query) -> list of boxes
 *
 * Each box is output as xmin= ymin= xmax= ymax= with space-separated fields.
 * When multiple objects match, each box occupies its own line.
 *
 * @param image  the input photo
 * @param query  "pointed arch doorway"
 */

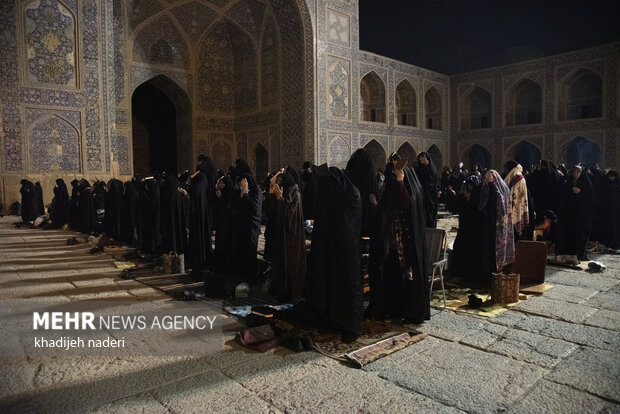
xmin=131 ymin=75 xmax=193 ymax=177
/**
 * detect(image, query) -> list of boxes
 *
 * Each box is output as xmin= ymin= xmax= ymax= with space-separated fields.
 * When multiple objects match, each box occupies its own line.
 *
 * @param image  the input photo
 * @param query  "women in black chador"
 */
xmin=50 ymin=179 xmax=69 ymax=227
xmin=19 ymin=180 xmax=38 ymax=222
xmin=160 ymin=174 xmax=185 ymax=254
xmin=415 ymin=151 xmax=440 ymax=228
xmin=232 ymin=171 xmax=262 ymax=283
xmin=308 ymin=166 xmax=363 ymax=340
xmin=138 ymin=178 xmax=161 ymax=253
xmin=368 ymin=162 xmax=430 ymax=324
xmin=557 ymin=166 xmax=594 ymax=261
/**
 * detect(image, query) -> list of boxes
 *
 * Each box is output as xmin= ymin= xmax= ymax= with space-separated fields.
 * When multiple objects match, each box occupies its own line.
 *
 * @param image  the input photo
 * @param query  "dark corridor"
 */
xmin=132 ymin=81 xmax=177 ymax=177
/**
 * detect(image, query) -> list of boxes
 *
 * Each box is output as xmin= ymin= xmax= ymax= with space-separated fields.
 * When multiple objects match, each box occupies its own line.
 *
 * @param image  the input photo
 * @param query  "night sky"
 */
xmin=358 ymin=0 xmax=620 ymax=75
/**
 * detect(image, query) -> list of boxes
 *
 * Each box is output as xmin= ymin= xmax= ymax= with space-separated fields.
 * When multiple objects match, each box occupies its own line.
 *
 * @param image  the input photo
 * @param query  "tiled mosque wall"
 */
xmin=314 ymin=0 xmax=450 ymax=170
xmin=450 ymin=42 xmax=619 ymax=170
xmin=0 ymin=0 xmax=314 ymax=206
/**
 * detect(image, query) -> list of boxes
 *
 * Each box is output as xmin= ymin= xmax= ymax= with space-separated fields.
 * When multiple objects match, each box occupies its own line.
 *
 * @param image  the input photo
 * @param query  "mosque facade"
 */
xmin=0 ymin=0 xmax=618 ymax=205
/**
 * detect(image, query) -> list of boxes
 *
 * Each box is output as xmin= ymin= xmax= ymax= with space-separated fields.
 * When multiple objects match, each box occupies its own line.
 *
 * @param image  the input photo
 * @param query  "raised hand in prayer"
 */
xmin=270 ymin=181 xmax=283 ymax=200
xmin=572 ymin=186 xmax=581 ymax=194
xmin=394 ymin=168 xmax=405 ymax=182
xmin=240 ymin=178 xmax=249 ymax=197
xmin=369 ymin=193 xmax=377 ymax=207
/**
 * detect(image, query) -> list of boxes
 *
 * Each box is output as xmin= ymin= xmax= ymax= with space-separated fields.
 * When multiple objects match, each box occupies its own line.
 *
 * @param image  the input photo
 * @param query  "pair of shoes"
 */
xmin=282 ymin=336 xmax=313 ymax=352
xmin=468 ymin=294 xmax=483 ymax=308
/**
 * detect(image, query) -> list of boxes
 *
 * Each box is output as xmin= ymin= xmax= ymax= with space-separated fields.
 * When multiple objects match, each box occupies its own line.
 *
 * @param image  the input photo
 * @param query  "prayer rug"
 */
xmin=430 ymin=281 xmax=553 ymax=318
xmin=310 ymin=320 xmax=427 ymax=367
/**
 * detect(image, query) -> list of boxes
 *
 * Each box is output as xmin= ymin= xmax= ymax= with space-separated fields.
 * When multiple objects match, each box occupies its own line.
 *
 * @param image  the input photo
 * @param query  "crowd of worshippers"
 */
xmin=16 ymin=151 xmax=619 ymax=341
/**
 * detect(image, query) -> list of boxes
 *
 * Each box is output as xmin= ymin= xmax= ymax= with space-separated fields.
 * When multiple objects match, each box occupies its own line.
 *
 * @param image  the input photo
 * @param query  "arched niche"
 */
xmin=252 ymin=143 xmax=269 ymax=182
xmin=461 ymin=87 xmax=491 ymax=130
xmin=360 ymin=71 xmax=386 ymax=123
xmin=395 ymin=80 xmax=416 ymax=126
xmin=396 ymin=142 xmax=417 ymax=165
xmin=427 ymin=144 xmax=443 ymax=169
xmin=510 ymin=140 xmax=541 ymax=172
xmin=328 ymin=136 xmax=350 ymax=168
xmin=563 ymin=136 xmax=601 ymax=168
xmin=463 ymin=143 xmax=492 ymax=171
xmin=425 ymin=87 xmax=442 ymax=130
xmin=559 ymin=69 xmax=603 ymax=121
xmin=131 ymin=74 xmax=193 ymax=176
xmin=363 ymin=139 xmax=387 ymax=170
xmin=506 ymin=79 xmax=542 ymax=126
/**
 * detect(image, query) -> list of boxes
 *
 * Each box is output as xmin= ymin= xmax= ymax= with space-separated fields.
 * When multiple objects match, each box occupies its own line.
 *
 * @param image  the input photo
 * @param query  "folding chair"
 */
xmin=425 ymin=228 xmax=448 ymax=308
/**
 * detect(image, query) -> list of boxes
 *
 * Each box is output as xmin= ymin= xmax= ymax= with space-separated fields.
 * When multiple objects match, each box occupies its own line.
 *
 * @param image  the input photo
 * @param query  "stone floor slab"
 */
xmin=366 ymin=339 xmax=546 ymax=413
xmin=583 ymin=308 xmax=620 ymax=331
xmin=507 ymin=379 xmax=620 ymax=414
xmin=513 ymin=296 xmax=599 ymax=323
xmin=544 ymin=346 xmax=620 ymax=402
xmin=418 ymin=309 xmax=487 ymax=342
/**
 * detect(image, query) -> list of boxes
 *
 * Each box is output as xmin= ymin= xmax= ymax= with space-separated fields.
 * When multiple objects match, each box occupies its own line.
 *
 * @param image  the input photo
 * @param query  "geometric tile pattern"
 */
xmin=25 ymin=0 xmax=77 ymax=86
xmin=29 ymin=114 xmax=80 ymax=173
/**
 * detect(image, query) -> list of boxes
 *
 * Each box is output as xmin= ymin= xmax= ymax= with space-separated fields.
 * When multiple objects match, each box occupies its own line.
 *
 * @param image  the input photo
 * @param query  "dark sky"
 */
xmin=358 ymin=0 xmax=620 ymax=75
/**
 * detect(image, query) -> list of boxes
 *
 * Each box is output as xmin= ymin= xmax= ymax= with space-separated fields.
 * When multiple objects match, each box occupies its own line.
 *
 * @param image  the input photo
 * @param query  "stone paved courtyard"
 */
xmin=0 ymin=215 xmax=618 ymax=414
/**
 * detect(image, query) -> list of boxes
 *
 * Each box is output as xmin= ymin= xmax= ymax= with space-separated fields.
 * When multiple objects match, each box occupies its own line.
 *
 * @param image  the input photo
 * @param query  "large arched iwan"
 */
xmin=131 ymin=75 xmax=193 ymax=177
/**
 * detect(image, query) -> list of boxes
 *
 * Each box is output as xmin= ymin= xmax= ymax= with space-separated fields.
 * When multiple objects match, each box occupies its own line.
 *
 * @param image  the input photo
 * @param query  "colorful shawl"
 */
xmin=504 ymin=164 xmax=530 ymax=236
xmin=479 ymin=170 xmax=515 ymax=272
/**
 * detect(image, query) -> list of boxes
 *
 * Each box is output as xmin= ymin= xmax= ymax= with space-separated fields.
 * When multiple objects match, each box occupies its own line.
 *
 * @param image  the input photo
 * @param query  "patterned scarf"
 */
xmin=480 ymin=170 xmax=515 ymax=272
xmin=504 ymin=164 xmax=530 ymax=236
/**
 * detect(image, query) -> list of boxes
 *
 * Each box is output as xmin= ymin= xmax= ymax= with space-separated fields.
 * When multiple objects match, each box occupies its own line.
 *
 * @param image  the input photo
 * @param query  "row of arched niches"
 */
xmin=361 ymin=68 xmax=603 ymax=130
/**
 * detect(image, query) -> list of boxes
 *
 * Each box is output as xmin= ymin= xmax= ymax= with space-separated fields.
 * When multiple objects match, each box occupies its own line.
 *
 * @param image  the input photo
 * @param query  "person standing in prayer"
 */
xmin=104 ymin=179 xmax=124 ymax=240
xmin=415 ymin=151 xmax=440 ymax=228
xmin=368 ymin=159 xmax=430 ymax=324
xmin=232 ymin=171 xmax=262 ymax=283
xmin=451 ymin=175 xmax=490 ymax=283
xmin=68 ymin=179 xmax=81 ymax=229
xmin=188 ymin=170 xmax=212 ymax=279
xmin=308 ymin=166 xmax=363 ymax=342
xmin=50 ymin=178 xmax=69 ymax=227
xmin=346 ymin=149 xmax=379 ymax=237
xmin=268 ymin=171 xmax=307 ymax=300
xmin=214 ymin=175 xmax=235 ymax=274
xmin=121 ymin=180 xmax=139 ymax=244
xmin=503 ymin=161 xmax=530 ymax=239
xmin=77 ymin=179 xmax=96 ymax=234
xmin=19 ymin=180 xmax=38 ymax=223
xmin=529 ymin=160 xmax=560 ymax=219
xmin=479 ymin=170 xmax=515 ymax=279
xmin=34 ymin=182 xmax=44 ymax=216
xmin=301 ymin=162 xmax=318 ymax=220
xmin=557 ymin=166 xmax=595 ymax=261
xmin=159 ymin=174 xmax=185 ymax=254
xmin=138 ymin=177 xmax=161 ymax=253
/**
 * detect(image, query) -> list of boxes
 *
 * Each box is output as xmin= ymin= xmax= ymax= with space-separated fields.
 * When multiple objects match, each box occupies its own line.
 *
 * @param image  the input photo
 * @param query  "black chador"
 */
xmin=77 ymin=179 xmax=96 ymax=234
xmin=50 ymin=178 xmax=69 ymax=226
xmin=415 ymin=151 xmax=440 ymax=228
xmin=160 ymin=174 xmax=185 ymax=254
xmin=20 ymin=180 xmax=38 ymax=222
xmin=214 ymin=176 xmax=235 ymax=273
xmin=301 ymin=162 xmax=319 ymax=220
xmin=308 ymin=166 xmax=364 ymax=338
xmin=138 ymin=178 xmax=161 ymax=253
xmin=451 ymin=175 xmax=490 ymax=283
xmin=188 ymin=171 xmax=213 ymax=276
xmin=557 ymin=167 xmax=594 ymax=261
xmin=232 ymin=172 xmax=262 ymax=283
xmin=104 ymin=179 xmax=124 ymax=240
xmin=346 ymin=149 xmax=378 ymax=237
xmin=68 ymin=179 xmax=81 ymax=229
xmin=269 ymin=172 xmax=307 ymax=300
xmin=368 ymin=164 xmax=430 ymax=323
xmin=34 ymin=182 xmax=45 ymax=216
xmin=121 ymin=180 xmax=139 ymax=244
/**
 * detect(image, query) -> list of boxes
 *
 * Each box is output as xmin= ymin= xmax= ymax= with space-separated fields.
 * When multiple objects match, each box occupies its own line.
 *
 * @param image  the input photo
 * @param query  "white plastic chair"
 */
xmin=425 ymin=228 xmax=448 ymax=308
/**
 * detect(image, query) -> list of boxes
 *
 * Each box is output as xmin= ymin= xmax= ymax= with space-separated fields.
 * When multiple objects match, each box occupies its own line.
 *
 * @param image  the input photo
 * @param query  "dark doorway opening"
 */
xmin=132 ymin=80 xmax=177 ymax=177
